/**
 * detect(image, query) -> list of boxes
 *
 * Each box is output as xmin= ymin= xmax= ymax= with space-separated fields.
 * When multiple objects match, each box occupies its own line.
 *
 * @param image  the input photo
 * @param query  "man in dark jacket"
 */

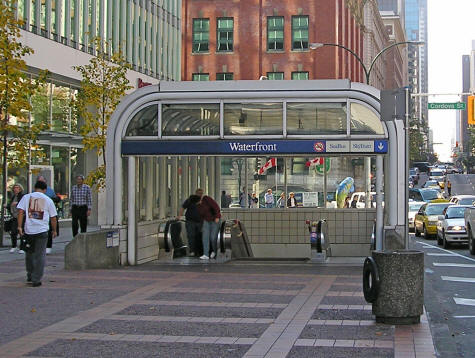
xmin=8 ymin=183 xmax=24 ymax=253
xmin=178 ymin=191 xmax=203 ymax=256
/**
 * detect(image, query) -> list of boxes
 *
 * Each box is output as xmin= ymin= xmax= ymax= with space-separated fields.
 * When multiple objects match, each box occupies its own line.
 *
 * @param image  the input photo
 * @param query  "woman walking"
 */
xmin=8 ymin=184 xmax=24 ymax=253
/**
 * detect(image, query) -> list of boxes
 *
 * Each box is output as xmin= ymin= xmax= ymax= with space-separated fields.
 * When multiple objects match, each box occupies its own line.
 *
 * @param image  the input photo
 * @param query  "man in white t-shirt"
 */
xmin=17 ymin=181 xmax=58 ymax=287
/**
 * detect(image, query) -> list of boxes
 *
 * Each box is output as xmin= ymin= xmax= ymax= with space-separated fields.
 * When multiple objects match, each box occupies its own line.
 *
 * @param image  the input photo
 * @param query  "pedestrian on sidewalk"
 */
xmin=17 ymin=180 xmax=58 ymax=287
xmin=178 ymin=191 xmax=203 ymax=257
xmin=70 ymin=175 xmax=92 ymax=237
xmin=7 ymin=183 xmax=24 ymax=253
xmin=447 ymin=180 xmax=452 ymax=196
xmin=265 ymin=188 xmax=274 ymax=208
xmin=37 ymin=176 xmax=60 ymax=254
xmin=196 ymin=188 xmax=221 ymax=260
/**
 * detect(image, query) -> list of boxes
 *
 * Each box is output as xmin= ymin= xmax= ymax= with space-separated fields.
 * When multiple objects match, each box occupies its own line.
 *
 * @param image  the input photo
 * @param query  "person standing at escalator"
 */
xmin=197 ymin=189 xmax=221 ymax=260
xmin=178 ymin=191 xmax=203 ymax=257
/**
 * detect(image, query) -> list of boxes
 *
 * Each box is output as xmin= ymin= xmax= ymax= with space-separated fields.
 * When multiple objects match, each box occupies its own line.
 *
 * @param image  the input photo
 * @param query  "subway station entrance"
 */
xmin=105 ymin=80 xmax=407 ymax=266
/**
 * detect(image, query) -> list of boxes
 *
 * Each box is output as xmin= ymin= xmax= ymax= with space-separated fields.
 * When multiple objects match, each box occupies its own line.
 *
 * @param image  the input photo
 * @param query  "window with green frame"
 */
xmin=267 ymin=16 xmax=284 ymax=51
xmin=216 ymin=73 xmax=234 ymax=81
xmin=192 ymin=18 xmax=209 ymax=53
xmin=217 ymin=18 xmax=233 ymax=52
xmin=291 ymin=15 xmax=309 ymax=50
xmin=192 ymin=73 xmax=209 ymax=81
xmin=267 ymin=72 xmax=284 ymax=80
xmin=291 ymin=71 xmax=309 ymax=80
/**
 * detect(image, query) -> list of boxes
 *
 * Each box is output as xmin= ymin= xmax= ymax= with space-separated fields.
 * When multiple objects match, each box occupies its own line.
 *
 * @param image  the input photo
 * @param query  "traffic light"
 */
xmin=468 ymin=95 xmax=475 ymax=125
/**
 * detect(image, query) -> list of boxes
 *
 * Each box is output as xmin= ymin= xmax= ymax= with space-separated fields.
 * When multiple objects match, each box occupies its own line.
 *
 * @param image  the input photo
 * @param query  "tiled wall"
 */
xmin=222 ymin=208 xmax=376 ymax=257
xmin=136 ymin=220 xmax=162 ymax=265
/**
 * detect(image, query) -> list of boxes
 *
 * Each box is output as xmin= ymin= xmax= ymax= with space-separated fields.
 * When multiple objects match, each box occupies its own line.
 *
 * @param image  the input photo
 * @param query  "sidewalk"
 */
xmin=0 ymin=244 xmax=436 ymax=357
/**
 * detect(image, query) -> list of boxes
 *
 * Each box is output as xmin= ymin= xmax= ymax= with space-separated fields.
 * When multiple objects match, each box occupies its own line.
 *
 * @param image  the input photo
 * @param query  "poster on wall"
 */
xmin=303 ymin=192 xmax=319 ymax=207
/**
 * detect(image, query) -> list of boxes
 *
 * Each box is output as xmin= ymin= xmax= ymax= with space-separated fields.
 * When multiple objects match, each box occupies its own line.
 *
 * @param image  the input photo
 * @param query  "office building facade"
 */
xmin=182 ymin=0 xmax=365 ymax=82
xmin=8 ymin=0 xmax=181 ymax=224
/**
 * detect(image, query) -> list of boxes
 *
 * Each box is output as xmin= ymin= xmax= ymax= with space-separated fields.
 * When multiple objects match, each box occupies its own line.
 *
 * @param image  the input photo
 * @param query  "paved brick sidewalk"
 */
xmin=0 ymin=255 xmax=436 ymax=358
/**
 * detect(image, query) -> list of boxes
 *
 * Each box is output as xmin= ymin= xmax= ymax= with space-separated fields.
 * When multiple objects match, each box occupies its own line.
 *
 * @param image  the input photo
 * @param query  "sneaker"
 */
xmin=46 ymin=248 xmax=52 ymax=254
xmin=188 ymin=251 xmax=195 ymax=257
xmin=9 ymin=248 xmax=17 ymax=253
xmin=210 ymin=252 xmax=216 ymax=259
xmin=199 ymin=255 xmax=209 ymax=260
xmin=32 ymin=282 xmax=42 ymax=287
xmin=18 ymin=250 xmax=25 ymax=254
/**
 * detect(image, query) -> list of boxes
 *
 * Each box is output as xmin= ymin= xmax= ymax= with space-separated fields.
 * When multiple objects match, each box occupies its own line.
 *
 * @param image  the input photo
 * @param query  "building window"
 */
xmin=267 ymin=72 xmax=284 ymax=80
xmin=291 ymin=16 xmax=309 ymax=50
xmin=192 ymin=18 xmax=209 ymax=53
xmin=217 ymin=18 xmax=233 ymax=52
xmin=192 ymin=73 xmax=210 ymax=81
xmin=216 ymin=73 xmax=234 ymax=81
xmin=267 ymin=16 xmax=284 ymax=51
xmin=291 ymin=71 xmax=309 ymax=80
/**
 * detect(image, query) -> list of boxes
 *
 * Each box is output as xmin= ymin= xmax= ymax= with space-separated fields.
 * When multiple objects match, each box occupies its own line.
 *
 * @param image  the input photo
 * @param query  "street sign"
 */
xmin=315 ymin=158 xmax=331 ymax=175
xmin=428 ymin=102 xmax=466 ymax=110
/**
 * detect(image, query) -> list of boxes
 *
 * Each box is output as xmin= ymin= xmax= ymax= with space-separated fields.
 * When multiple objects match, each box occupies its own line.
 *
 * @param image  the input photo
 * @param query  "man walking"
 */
xmin=70 ymin=175 xmax=92 ymax=237
xmin=37 ymin=175 xmax=60 ymax=254
xmin=17 ymin=181 xmax=58 ymax=287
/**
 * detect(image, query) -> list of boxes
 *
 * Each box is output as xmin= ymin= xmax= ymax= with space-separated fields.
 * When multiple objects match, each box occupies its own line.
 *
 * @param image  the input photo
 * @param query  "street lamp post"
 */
xmin=309 ymin=41 xmax=424 ymax=85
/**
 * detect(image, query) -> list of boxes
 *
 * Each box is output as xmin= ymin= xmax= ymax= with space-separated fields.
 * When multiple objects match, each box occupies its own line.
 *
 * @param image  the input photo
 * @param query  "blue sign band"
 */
xmin=121 ymin=139 xmax=388 ymax=155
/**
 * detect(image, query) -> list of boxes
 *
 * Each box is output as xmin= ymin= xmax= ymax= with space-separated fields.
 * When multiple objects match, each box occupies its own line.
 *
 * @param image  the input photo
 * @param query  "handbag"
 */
xmin=19 ymin=235 xmax=35 ymax=253
xmin=4 ymin=218 xmax=13 ymax=232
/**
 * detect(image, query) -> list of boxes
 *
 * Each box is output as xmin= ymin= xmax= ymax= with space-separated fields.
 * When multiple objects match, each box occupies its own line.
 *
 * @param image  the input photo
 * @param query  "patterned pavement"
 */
xmin=0 ymin=254 xmax=436 ymax=358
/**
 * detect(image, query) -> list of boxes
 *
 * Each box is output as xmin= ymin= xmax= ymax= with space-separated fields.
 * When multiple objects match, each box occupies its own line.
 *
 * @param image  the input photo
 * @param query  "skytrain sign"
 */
xmin=122 ymin=139 xmax=388 ymax=155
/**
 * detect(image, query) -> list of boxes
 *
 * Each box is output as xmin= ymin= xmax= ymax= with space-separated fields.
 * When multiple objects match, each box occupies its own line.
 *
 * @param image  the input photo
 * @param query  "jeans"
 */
xmin=10 ymin=218 xmax=19 ymax=248
xmin=266 ymin=203 xmax=274 ymax=208
xmin=25 ymin=232 xmax=48 ymax=283
xmin=72 ymin=205 xmax=88 ymax=237
xmin=202 ymin=220 xmax=219 ymax=257
xmin=186 ymin=221 xmax=202 ymax=255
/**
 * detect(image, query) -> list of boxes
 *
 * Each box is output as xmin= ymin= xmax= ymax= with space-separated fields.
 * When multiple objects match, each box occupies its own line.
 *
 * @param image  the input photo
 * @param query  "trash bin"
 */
xmin=363 ymin=250 xmax=424 ymax=324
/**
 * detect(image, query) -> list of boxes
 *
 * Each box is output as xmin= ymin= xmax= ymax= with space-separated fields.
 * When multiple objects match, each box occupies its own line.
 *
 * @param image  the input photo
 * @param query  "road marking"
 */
xmin=454 ymin=298 xmax=475 ymax=306
xmin=426 ymin=253 xmax=455 ymax=256
xmin=441 ymin=276 xmax=475 ymax=283
xmin=416 ymin=240 xmax=475 ymax=263
xmin=454 ymin=316 xmax=475 ymax=318
xmin=433 ymin=263 xmax=475 ymax=268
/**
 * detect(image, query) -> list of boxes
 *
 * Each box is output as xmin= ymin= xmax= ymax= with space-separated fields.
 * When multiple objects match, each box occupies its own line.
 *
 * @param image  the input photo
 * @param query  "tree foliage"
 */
xmin=73 ymin=37 xmax=132 ymax=190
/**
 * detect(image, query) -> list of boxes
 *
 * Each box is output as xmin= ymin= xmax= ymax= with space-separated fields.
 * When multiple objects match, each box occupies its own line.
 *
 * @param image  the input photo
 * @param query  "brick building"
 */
xmin=182 ymin=0 xmax=365 ymax=82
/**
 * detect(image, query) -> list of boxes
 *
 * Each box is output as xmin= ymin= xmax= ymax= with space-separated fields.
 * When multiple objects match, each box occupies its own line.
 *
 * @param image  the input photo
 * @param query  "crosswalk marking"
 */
xmin=427 ymin=253 xmax=455 ymax=256
xmin=454 ymin=298 xmax=475 ymax=306
xmin=433 ymin=263 xmax=475 ymax=268
xmin=441 ymin=276 xmax=475 ymax=283
xmin=416 ymin=241 xmax=475 ymax=263
xmin=454 ymin=316 xmax=475 ymax=318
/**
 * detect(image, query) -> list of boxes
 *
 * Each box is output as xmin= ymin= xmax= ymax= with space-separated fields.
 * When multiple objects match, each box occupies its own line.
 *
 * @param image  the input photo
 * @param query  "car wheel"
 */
xmin=423 ymin=225 xmax=430 ymax=239
xmin=437 ymin=231 xmax=443 ymax=246
xmin=415 ymin=226 xmax=421 ymax=237
xmin=469 ymin=229 xmax=475 ymax=255
xmin=443 ymin=231 xmax=450 ymax=249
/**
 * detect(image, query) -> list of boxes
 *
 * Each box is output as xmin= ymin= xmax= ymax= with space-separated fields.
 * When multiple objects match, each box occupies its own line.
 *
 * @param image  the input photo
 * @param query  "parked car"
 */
xmin=464 ymin=206 xmax=475 ymax=255
xmin=409 ymin=201 xmax=426 ymax=231
xmin=414 ymin=202 xmax=452 ymax=238
xmin=449 ymin=195 xmax=475 ymax=206
xmin=409 ymin=188 xmax=443 ymax=203
xmin=437 ymin=205 xmax=470 ymax=248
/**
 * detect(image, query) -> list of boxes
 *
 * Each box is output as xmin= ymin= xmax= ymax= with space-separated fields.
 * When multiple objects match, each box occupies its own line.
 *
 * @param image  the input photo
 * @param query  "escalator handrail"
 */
xmin=219 ymin=220 xmax=227 ymax=253
xmin=235 ymin=219 xmax=252 ymax=257
xmin=161 ymin=218 xmax=186 ymax=252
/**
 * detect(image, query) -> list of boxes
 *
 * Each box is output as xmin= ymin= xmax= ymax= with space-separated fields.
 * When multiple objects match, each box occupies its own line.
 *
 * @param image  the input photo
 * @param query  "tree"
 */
xmin=0 ymin=0 xmax=48 ymax=246
xmin=73 ymin=37 xmax=132 ymax=190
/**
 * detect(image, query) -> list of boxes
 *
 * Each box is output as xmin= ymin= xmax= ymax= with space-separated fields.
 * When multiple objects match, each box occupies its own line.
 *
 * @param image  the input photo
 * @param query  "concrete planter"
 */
xmin=372 ymin=250 xmax=424 ymax=324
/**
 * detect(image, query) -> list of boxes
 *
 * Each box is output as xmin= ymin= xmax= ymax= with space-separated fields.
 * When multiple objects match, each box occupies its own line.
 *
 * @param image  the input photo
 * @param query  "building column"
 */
xmin=145 ymin=158 xmax=153 ymax=220
xmin=181 ymin=156 xmax=189 ymax=201
xmin=208 ymin=157 xmax=215 ymax=200
xmin=127 ymin=156 xmax=136 ymax=265
xmin=364 ymin=157 xmax=371 ymax=208
xmin=159 ymin=157 xmax=167 ymax=219
xmin=171 ymin=157 xmax=178 ymax=216
xmin=190 ymin=156 xmax=198 ymax=193
xmin=215 ymin=158 xmax=221 ymax=203
xmin=199 ymin=157 xmax=207 ymax=192
xmin=375 ymin=155 xmax=384 ymax=251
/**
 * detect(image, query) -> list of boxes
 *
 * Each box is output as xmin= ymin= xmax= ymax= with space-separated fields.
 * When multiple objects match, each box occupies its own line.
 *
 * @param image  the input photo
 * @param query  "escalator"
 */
xmin=157 ymin=219 xmax=253 ymax=263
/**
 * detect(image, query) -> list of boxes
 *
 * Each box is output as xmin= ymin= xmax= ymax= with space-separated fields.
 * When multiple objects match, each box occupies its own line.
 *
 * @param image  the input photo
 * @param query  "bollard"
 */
xmin=364 ymin=250 xmax=424 ymax=324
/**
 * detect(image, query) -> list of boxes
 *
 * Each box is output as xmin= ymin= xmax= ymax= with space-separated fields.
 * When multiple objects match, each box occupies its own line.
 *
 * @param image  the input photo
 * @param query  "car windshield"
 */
xmin=445 ymin=207 xmax=466 ymax=219
xmin=426 ymin=204 xmax=450 ymax=215
xmin=420 ymin=190 xmax=440 ymax=201
xmin=424 ymin=181 xmax=438 ymax=187
xmin=459 ymin=198 xmax=475 ymax=205
xmin=409 ymin=203 xmax=424 ymax=212
xmin=430 ymin=171 xmax=444 ymax=176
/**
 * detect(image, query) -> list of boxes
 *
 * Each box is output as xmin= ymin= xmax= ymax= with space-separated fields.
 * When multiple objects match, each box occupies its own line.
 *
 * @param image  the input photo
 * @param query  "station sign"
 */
xmin=122 ymin=139 xmax=389 ymax=155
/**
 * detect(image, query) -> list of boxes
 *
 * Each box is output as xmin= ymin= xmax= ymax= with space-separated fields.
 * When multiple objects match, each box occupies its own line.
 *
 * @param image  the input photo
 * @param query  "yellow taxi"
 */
xmin=414 ymin=201 xmax=452 ymax=238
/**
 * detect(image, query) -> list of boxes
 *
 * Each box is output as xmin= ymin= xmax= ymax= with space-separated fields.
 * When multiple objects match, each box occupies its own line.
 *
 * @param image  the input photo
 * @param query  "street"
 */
xmin=412 ymin=172 xmax=475 ymax=357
